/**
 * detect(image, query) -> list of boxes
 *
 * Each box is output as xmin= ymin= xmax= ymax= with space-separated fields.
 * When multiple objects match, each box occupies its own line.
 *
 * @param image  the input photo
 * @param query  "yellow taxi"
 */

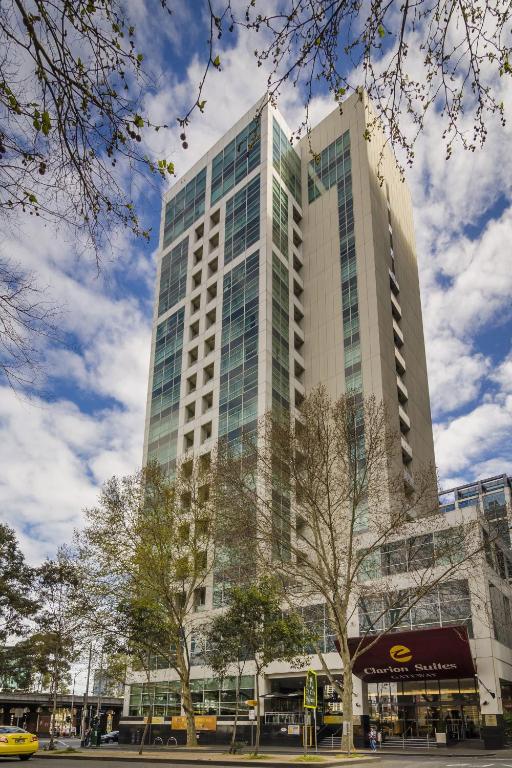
xmin=0 ymin=726 xmax=38 ymax=760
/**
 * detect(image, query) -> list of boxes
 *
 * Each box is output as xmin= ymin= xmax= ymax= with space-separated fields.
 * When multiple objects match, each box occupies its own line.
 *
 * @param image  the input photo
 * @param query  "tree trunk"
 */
xmin=138 ymin=716 xmax=151 ymax=755
xmin=254 ymin=670 xmax=261 ymax=755
xmin=48 ymin=664 xmax=59 ymax=750
xmin=340 ymin=645 xmax=354 ymax=754
xmin=176 ymin=644 xmax=197 ymax=748
xmin=229 ymin=673 xmax=241 ymax=753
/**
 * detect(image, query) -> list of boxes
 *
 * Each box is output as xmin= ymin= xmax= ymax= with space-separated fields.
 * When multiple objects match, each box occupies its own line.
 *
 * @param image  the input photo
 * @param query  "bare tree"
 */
xmin=0 ymin=256 xmax=61 ymax=388
xmin=79 ymin=458 xmax=219 ymax=748
xmin=215 ymin=386 xmax=491 ymax=751
xmin=212 ymin=0 xmax=512 ymax=170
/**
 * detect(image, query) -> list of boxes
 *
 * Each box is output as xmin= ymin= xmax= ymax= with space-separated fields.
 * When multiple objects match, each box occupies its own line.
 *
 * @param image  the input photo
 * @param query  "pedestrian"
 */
xmin=369 ymin=727 xmax=377 ymax=751
xmin=377 ymin=730 xmax=382 ymax=749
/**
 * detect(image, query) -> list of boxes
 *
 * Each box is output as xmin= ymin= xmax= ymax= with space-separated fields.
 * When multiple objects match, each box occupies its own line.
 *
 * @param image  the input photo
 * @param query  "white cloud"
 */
xmin=1 ymin=5 xmax=512 ymax=566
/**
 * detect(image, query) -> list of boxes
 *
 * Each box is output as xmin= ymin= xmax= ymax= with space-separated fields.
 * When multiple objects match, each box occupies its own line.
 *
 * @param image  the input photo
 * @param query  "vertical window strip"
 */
xmin=272 ymin=117 xmax=302 ymax=206
xmin=219 ymin=250 xmax=259 ymax=443
xmin=163 ymin=168 xmax=206 ymax=248
xmin=148 ymin=307 xmax=185 ymax=474
xmin=272 ymin=253 xmax=290 ymax=410
xmin=272 ymin=177 xmax=289 ymax=260
xmin=211 ymin=118 xmax=261 ymax=205
xmin=158 ymin=237 xmax=188 ymax=316
xmin=224 ymin=176 xmax=260 ymax=265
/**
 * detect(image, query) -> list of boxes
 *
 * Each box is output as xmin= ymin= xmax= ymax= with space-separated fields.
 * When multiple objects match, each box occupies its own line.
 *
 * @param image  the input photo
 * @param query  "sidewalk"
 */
xmin=35 ymin=742 xmax=512 ymax=763
xmin=36 ymin=747 xmax=377 ymax=765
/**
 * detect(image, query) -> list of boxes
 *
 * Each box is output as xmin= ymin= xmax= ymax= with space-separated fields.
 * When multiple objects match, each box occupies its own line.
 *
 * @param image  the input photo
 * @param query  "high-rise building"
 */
xmin=143 ymin=92 xmax=434 ymax=491
xmin=127 ymin=95 xmax=512 ymax=749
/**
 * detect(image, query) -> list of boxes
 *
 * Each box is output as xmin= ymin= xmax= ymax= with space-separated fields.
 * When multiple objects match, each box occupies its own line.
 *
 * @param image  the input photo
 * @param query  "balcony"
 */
xmin=398 ymin=404 xmax=411 ymax=433
xmin=394 ymin=346 xmax=406 ymax=376
xmin=293 ymin=295 xmax=304 ymax=326
xmin=391 ymin=292 xmax=402 ymax=321
xmin=397 ymin=374 xmax=408 ymax=404
xmin=401 ymin=435 xmax=413 ymax=464
xmin=389 ymin=268 xmax=400 ymax=296
xmin=403 ymin=467 xmax=415 ymax=493
xmin=293 ymin=248 xmax=304 ymax=273
xmin=393 ymin=318 xmax=404 ymax=347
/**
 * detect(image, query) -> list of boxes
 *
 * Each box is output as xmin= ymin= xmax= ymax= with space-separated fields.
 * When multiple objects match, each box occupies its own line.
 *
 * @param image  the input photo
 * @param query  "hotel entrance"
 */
xmin=368 ymin=678 xmax=481 ymax=740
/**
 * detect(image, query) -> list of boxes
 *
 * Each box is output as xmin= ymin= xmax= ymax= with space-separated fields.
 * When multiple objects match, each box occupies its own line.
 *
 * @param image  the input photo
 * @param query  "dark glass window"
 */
xmin=211 ymin=118 xmax=260 ymax=205
xmin=158 ymin=237 xmax=188 ymax=316
xmin=224 ymin=176 xmax=260 ymax=265
xmin=163 ymin=168 xmax=206 ymax=248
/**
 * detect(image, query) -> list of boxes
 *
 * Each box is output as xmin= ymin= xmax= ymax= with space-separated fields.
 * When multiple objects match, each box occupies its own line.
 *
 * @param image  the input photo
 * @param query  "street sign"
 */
xmin=304 ymin=669 xmax=317 ymax=709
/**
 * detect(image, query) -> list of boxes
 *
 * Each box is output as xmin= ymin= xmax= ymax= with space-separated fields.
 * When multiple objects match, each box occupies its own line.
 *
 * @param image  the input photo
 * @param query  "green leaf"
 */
xmin=167 ymin=161 xmax=175 ymax=175
xmin=337 ymin=87 xmax=346 ymax=97
xmin=213 ymin=55 xmax=221 ymax=68
xmin=28 ymin=193 xmax=37 ymax=204
xmin=377 ymin=24 xmax=386 ymax=38
xmin=41 ymin=111 xmax=51 ymax=136
xmin=136 ymin=53 xmax=144 ymax=63
xmin=133 ymin=114 xmax=144 ymax=128
xmin=198 ymin=100 xmax=207 ymax=112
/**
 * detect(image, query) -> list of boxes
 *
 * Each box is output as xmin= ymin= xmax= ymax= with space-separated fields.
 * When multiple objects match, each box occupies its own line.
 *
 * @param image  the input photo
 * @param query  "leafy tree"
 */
xmin=79 ymin=458 xmax=219 ymax=748
xmin=216 ymin=386 xmax=489 ymax=752
xmin=0 ymin=0 xmax=178 ymax=250
xmin=35 ymin=550 xmax=83 ymax=749
xmin=203 ymin=610 xmax=252 ymax=752
xmin=206 ymin=577 xmax=310 ymax=755
xmin=0 ymin=523 xmax=36 ymax=643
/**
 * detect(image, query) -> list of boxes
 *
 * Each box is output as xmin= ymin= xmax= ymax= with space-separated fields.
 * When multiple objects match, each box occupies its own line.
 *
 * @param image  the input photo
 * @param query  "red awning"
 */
xmin=343 ymin=626 xmax=476 ymax=683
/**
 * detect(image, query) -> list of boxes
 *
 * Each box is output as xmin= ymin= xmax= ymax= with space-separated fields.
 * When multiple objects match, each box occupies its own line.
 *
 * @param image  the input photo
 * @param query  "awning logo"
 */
xmin=389 ymin=644 xmax=412 ymax=663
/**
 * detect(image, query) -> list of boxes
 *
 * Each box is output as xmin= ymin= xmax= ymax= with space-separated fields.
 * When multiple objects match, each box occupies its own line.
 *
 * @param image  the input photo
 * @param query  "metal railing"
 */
xmin=264 ymin=712 xmax=305 ymax=725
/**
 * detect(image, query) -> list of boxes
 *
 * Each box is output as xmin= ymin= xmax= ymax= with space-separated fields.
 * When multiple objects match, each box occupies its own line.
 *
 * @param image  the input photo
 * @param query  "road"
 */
xmin=1 ymin=757 xmax=512 ymax=768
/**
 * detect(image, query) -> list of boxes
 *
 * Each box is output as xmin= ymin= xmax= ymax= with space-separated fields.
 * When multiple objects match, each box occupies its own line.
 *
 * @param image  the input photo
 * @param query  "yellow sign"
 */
xmin=195 ymin=716 xmax=217 ymax=731
xmin=171 ymin=715 xmax=217 ymax=731
xmin=245 ymin=699 xmax=258 ymax=707
xmin=390 ymin=644 xmax=412 ymax=663
xmin=324 ymin=715 xmax=343 ymax=725
xmin=143 ymin=716 xmax=164 ymax=724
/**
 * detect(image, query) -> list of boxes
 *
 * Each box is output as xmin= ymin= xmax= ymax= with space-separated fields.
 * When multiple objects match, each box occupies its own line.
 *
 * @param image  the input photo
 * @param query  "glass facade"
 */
xmin=163 ymin=168 xmax=206 ymax=248
xmin=224 ymin=175 xmax=260 ymax=265
xmin=211 ymin=118 xmax=261 ymax=205
xmin=308 ymin=132 xmax=360 ymax=394
xmin=358 ymin=528 xmax=463 ymax=581
xmin=158 ymin=237 xmax=188 ymax=317
xmin=219 ymin=251 xmax=259 ymax=442
xmin=300 ymin=603 xmax=337 ymax=654
xmin=147 ymin=308 xmax=185 ymax=473
xmin=272 ymin=178 xmax=289 ymax=259
xmin=272 ymin=118 xmax=302 ymax=205
xmin=489 ymin=583 xmax=512 ymax=647
xmin=128 ymin=676 xmax=255 ymax=718
xmin=359 ymin=579 xmax=473 ymax=636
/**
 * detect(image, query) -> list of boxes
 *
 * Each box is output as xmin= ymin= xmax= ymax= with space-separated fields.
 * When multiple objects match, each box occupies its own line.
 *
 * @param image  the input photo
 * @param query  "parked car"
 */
xmin=0 ymin=726 xmax=39 ymax=760
xmin=100 ymin=730 xmax=119 ymax=744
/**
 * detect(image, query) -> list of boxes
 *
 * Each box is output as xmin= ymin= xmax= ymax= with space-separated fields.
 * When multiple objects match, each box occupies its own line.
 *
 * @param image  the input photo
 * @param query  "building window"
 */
xmin=272 ymin=118 xmax=302 ymax=205
xmin=490 ymin=583 xmax=512 ymax=647
xmin=211 ymin=118 xmax=260 ymax=205
xmin=147 ymin=308 xmax=185 ymax=474
xmin=163 ymin=168 xmax=206 ymax=248
xmin=224 ymin=175 xmax=260 ymax=265
xmin=219 ymin=250 xmax=259 ymax=443
xmin=158 ymin=237 xmax=188 ymax=316
xmin=272 ymin=178 xmax=289 ymax=259
xmin=358 ymin=579 xmax=473 ymax=636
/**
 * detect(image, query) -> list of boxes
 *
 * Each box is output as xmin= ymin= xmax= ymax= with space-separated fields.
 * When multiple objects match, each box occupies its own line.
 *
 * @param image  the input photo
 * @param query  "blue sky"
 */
xmin=0 ymin=1 xmax=511 ymax=562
